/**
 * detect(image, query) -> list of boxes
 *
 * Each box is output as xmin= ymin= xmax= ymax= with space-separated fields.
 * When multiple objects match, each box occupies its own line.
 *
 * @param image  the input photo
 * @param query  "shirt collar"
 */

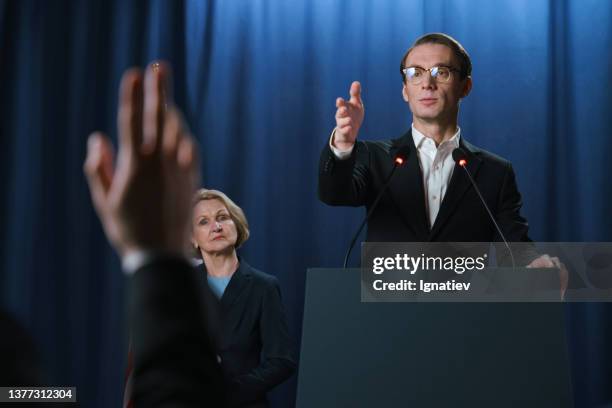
xmin=411 ymin=124 xmax=461 ymax=150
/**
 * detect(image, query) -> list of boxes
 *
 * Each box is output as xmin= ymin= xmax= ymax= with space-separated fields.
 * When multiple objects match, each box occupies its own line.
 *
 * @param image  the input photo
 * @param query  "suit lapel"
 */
xmin=219 ymin=259 xmax=250 ymax=309
xmin=387 ymin=131 xmax=429 ymax=239
xmin=429 ymin=138 xmax=482 ymax=240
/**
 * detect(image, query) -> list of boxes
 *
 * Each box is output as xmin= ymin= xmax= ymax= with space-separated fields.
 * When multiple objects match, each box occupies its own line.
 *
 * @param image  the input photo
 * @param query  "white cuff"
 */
xmin=329 ymin=128 xmax=354 ymax=160
xmin=121 ymin=250 xmax=188 ymax=276
xmin=122 ymin=250 xmax=157 ymax=276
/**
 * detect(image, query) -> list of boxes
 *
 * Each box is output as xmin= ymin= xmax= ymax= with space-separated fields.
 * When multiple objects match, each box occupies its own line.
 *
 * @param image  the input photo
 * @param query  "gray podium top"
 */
xmin=297 ymin=268 xmax=572 ymax=408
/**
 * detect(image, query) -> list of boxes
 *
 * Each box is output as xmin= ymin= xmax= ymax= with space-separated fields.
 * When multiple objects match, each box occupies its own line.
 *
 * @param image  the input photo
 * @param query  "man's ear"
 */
xmin=460 ymin=76 xmax=472 ymax=98
xmin=402 ymin=83 xmax=409 ymax=102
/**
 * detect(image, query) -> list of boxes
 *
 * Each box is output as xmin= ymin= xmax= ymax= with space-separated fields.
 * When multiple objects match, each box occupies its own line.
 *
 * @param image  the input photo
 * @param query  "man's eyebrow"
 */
xmin=406 ymin=62 xmax=453 ymax=68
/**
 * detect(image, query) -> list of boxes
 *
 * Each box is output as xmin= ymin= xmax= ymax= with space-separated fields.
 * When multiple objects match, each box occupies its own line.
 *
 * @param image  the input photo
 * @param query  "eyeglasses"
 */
xmin=401 ymin=66 xmax=461 ymax=85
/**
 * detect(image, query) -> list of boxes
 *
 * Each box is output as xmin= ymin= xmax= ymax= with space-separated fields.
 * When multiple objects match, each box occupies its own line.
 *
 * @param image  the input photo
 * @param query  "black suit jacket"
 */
xmin=130 ymin=256 xmax=227 ymax=407
xmin=199 ymin=259 xmax=296 ymax=408
xmin=0 ymin=310 xmax=41 ymax=386
xmin=319 ymin=129 xmax=533 ymax=244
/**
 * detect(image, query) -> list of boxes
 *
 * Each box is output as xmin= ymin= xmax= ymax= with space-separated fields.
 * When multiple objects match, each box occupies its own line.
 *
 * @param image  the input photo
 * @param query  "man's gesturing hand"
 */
xmin=333 ymin=81 xmax=364 ymax=150
xmin=527 ymin=254 xmax=569 ymax=299
xmin=84 ymin=62 xmax=200 ymax=258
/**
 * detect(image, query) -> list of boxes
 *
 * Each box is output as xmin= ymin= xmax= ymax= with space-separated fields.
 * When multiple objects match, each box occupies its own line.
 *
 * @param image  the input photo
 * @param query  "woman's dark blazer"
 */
xmin=200 ymin=258 xmax=296 ymax=408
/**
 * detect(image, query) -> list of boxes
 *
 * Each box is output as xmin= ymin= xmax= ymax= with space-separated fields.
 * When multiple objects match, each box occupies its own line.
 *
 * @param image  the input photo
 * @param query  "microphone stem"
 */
xmin=461 ymin=166 xmax=516 ymax=270
xmin=343 ymin=164 xmax=400 ymax=269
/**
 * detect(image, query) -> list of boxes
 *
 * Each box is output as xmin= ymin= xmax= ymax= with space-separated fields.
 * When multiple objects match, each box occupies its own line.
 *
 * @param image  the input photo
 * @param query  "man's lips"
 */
xmin=419 ymin=98 xmax=438 ymax=106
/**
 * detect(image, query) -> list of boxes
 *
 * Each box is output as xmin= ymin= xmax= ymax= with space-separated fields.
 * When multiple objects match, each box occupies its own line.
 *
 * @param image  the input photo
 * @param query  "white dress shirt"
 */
xmin=329 ymin=125 xmax=461 ymax=228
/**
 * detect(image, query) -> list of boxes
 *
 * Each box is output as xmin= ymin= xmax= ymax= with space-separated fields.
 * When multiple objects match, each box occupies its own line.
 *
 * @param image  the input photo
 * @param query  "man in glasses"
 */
xmin=318 ymin=32 xmax=561 ymax=271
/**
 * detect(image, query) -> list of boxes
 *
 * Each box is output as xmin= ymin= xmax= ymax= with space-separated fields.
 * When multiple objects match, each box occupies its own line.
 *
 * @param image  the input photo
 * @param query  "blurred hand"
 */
xmin=84 ymin=62 xmax=200 ymax=257
xmin=333 ymin=81 xmax=364 ymax=150
xmin=527 ymin=254 xmax=569 ymax=299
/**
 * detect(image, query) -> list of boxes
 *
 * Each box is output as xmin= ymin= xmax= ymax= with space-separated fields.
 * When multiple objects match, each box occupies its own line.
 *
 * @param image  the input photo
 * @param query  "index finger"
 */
xmin=117 ymin=68 xmax=143 ymax=159
xmin=349 ymin=81 xmax=362 ymax=105
xmin=142 ymin=61 xmax=172 ymax=155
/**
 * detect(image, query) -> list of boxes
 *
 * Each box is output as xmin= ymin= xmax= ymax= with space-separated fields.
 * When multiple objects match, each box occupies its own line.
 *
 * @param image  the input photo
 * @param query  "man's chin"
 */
xmin=413 ymin=112 xmax=442 ymax=122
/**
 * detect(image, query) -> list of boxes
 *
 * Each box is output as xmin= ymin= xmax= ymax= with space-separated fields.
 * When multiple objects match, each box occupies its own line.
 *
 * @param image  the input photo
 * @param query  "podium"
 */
xmin=296 ymin=268 xmax=573 ymax=407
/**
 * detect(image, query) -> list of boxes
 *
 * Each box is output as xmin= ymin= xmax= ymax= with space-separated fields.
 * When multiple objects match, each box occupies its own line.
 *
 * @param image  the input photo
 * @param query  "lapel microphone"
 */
xmin=452 ymin=147 xmax=515 ymax=269
xmin=343 ymin=145 xmax=411 ymax=268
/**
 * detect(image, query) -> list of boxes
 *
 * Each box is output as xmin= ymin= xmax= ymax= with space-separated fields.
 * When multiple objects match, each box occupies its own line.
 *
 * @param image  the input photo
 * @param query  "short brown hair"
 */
xmin=191 ymin=189 xmax=250 ymax=256
xmin=399 ymin=33 xmax=472 ymax=82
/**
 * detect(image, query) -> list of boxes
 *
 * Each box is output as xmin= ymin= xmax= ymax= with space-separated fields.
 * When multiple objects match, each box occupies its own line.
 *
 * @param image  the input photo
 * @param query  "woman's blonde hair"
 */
xmin=191 ymin=189 xmax=250 ymax=257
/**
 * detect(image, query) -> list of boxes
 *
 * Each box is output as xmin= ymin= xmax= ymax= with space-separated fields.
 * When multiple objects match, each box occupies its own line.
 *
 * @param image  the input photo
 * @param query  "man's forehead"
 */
xmin=405 ymin=43 xmax=456 ymax=66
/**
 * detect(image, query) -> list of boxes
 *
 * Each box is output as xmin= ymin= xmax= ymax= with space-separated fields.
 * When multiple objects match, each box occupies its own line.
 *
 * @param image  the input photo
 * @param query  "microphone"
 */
xmin=452 ymin=147 xmax=515 ymax=269
xmin=343 ymin=146 xmax=410 ymax=268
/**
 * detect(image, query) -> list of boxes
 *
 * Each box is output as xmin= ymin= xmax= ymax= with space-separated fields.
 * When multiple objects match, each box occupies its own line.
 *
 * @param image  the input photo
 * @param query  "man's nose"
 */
xmin=421 ymin=73 xmax=436 ymax=89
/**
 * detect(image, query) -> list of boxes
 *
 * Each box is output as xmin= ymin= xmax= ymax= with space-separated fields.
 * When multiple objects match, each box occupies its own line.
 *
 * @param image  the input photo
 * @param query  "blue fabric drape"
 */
xmin=1 ymin=1 xmax=611 ymax=406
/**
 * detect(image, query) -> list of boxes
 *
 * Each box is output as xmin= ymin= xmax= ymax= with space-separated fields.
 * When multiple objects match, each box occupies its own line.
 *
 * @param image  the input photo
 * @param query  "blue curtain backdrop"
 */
xmin=1 ymin=0 xmax=611 ymax=406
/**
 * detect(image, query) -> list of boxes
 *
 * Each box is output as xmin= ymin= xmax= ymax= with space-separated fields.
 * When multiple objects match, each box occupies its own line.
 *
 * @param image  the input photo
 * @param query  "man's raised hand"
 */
xmin=333 ymin=81 xmax=364 ymax=150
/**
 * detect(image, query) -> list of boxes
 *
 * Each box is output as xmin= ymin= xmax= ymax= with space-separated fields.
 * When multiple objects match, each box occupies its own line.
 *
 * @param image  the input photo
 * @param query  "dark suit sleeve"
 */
xmin=318 ymin=138 xmax=371 ymax=207
xmin=495 ymin=164 xmax=539 ymax=264
xmin=0 ymin=311 xmax=41 ymax=386
xmin=229 ymin=278 xmax=296 ymax=405
xmin=131 ymin=257 xmax=227 ymax=407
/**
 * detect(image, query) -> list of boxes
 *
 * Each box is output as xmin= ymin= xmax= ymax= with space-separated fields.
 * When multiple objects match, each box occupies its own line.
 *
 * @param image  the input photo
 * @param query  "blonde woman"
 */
xmin=191 ymin=188 xmax=295 ymax=408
